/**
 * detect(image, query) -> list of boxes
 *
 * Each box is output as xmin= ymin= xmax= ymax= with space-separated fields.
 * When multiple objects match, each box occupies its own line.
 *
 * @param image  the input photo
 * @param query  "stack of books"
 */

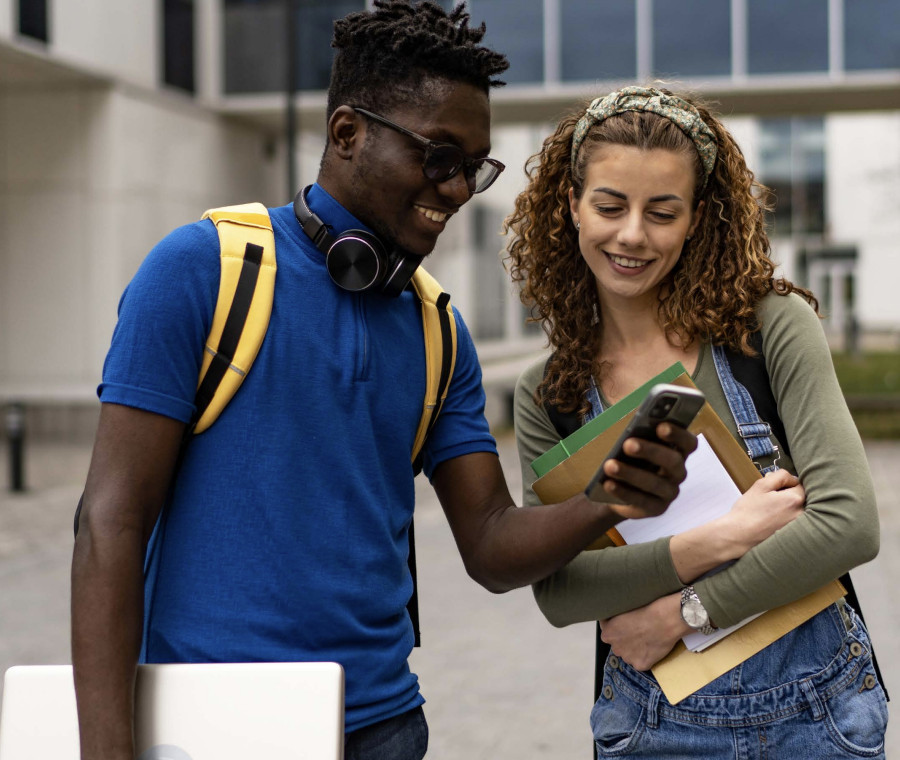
xmin=530 ymin=364 xmax=845 ymax=704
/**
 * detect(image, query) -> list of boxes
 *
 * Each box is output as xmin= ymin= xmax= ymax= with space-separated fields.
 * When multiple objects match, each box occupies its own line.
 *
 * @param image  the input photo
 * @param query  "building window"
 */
xmin=474 ymin=0 xmax=543 ymax=85
xmin=653 ymin=0 xmax=730 ymax=78
xmin=561 ymin=0 xmax=636 ymax=82
xmin=18 ymin=0 xmax=48 ymax=42
xmin=164 ymin=0 xmax=195 ymax=93
xmin=224 ymin=0 xmax=362 ymax=95
xmin=758 ymin=117 xmax=825 ymax=237
xmin=472 ymin=206 xmax=508 ymax=341
xmin=747 ymin=0 xmax=828 ymax=74
xmin=844 ymin=0 xmax=900 ymax=71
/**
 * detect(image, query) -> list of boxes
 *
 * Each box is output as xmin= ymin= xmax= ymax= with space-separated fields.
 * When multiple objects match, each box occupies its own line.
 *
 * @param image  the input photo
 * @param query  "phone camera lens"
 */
xmin=650 ymin=396 xmax=676 ymax=418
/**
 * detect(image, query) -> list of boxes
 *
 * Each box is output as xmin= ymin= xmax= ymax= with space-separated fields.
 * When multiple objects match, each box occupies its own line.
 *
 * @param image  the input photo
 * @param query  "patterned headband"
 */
xmin=570 ymin=86 xmax=718 ymax=186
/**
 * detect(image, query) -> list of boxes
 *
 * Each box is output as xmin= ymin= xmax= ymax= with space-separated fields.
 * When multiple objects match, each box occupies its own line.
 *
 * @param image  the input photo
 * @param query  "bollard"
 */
xmin=5 ymin=402 xmax=26 ymax=492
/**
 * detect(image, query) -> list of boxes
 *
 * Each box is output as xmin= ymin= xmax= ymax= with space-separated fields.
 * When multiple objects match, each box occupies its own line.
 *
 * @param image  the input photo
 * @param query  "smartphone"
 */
xmin=585 ymin=383 xmax=705 ymax=502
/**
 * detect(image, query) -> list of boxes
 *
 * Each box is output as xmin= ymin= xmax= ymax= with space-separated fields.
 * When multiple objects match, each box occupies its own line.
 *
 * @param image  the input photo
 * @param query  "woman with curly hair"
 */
xmin=506 ymin=86 xmax=886 ymax=757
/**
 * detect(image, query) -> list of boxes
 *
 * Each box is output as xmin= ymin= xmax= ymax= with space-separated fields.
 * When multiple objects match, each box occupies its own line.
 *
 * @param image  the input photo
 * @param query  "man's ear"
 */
xmin=327 ymin=106 xmax=363 ymax=161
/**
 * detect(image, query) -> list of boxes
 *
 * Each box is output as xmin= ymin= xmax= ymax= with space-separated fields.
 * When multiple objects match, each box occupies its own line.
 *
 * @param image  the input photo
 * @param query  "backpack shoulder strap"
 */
xmin=193 ymin=203 xmax=277 ymax=434
xmin=409 ymin=267 xmax=457 ymax=472
xmin=405 ymin=266 xmax=456 ymax=648
xmin=541 ymin=353 xmax=583 ymax=439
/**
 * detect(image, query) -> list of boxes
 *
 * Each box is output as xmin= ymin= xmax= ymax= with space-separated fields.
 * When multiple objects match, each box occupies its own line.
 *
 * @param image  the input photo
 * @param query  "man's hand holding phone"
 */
xmin=585 ymin=385 xmax=702 ymax=520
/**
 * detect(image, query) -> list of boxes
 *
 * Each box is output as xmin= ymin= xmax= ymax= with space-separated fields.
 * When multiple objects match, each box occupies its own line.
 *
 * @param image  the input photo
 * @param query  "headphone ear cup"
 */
xmin=380 ymin=254 xmax=424 ymax=298
xmin=325 ymin=230 xmax=387 ymax=292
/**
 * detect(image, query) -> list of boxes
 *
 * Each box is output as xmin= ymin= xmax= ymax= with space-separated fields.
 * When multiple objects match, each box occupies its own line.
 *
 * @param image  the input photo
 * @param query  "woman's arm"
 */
xmin=515 ymin=360 xmax=685 ymax=623
xmin=516 ymin=359 xmax=802 ymax=625
xmin=669 ymin=469 xmax=804 ymax=582
xmin=695 ymin=293 xmax=879 ymax=629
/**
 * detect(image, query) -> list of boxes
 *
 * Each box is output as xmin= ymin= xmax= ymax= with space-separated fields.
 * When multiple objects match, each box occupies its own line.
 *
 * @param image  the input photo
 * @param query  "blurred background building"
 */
xmin=1 ymin=0 xmax=899 ymax=438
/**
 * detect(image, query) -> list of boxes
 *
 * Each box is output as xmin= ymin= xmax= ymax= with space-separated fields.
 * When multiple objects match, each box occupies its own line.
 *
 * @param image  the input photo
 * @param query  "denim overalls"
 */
xmin=584 ymin=349 xmax=889 ymax=759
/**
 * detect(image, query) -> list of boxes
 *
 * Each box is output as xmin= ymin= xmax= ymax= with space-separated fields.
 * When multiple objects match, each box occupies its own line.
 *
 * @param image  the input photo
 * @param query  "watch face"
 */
xmin=682 ymin=598 xmax=709 ymax=629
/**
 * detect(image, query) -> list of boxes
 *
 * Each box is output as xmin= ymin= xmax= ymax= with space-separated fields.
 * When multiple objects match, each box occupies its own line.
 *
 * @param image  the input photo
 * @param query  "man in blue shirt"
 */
xmin=71 ymin=3 xmax=695 ymax=759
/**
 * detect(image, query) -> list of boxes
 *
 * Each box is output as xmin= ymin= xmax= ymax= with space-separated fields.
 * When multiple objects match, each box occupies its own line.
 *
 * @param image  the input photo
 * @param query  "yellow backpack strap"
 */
xmin=193 ymin=203 xmax=277 ymax=434
xmin=409 ymin=267 xmax=457 ymax=472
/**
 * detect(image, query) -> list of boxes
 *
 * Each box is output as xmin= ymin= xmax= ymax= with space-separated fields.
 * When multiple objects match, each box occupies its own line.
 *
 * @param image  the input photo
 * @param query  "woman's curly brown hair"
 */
xmin=503 ymin=89 xmax=817 ymax=416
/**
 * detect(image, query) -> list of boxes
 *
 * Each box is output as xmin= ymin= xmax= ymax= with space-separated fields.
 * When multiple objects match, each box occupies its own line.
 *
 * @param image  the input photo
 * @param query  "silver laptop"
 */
xmin=0 ymin=662 xmax=344 ymax=760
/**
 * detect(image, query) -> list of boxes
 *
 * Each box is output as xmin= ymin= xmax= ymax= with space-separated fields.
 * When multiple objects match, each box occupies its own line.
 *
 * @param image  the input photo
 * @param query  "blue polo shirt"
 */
xmin=98 ymin=184 xmax=498 ymax=732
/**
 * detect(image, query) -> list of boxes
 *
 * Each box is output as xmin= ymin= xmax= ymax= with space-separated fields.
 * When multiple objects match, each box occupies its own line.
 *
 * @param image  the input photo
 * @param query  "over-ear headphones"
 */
xmin=293 ymin=186 xmax=423 ymax=298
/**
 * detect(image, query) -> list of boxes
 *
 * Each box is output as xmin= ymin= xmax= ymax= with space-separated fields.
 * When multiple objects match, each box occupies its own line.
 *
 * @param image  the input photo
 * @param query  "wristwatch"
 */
xmin=680 ymin=586 xmax=716 ymax=635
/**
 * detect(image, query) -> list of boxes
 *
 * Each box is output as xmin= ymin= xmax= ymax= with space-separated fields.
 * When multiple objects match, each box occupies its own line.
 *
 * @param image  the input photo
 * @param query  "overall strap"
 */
xmin=539 ymin=354 xmax=604 ymax=438
xmin=711 ymin=342 xmax=781 ymax=474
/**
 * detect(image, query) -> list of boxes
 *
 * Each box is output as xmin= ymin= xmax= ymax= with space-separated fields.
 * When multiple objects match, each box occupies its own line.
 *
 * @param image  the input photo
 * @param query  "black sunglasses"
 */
xmin=353 ymin=107 xmax=505 ymax=194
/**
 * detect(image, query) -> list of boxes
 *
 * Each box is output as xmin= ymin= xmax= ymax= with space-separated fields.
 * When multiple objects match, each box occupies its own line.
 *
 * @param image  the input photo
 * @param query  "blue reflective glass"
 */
xmin=223 ymin=0 xmax=363 ymax=94
xmin=748 ymin=0 xmax=828 ymax=74
xmin=758 ymin=117 xmax=825 ymax=236
xmin=474 ymin=0 xmax=544 ymax=84
xmin=561 ymin=0 xmax=636 ymax=81
xmin=845 ymin=0 xmax=900 ymax=70
xmin=653 ymin=0 xmax=730 ymax=77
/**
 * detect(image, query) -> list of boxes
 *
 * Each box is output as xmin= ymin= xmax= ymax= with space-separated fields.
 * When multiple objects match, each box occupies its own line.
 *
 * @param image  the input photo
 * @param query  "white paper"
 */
xmin=612 ymin=434 xmax=764 ymax=651
xmin=683 ymin=612 xmax=764 ymax=652
xmin=614 ymin=434 xmax=742 ymax=545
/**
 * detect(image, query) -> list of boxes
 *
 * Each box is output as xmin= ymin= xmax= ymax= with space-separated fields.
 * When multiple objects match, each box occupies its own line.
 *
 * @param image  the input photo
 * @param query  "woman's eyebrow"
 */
xmin=590 ymin=187 xmax=626 ymax=200
xmin=590 ymin=187 xmax=685 ymax=204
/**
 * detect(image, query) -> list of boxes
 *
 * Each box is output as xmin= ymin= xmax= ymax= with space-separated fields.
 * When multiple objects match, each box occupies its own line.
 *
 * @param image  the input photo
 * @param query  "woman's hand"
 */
xmin=669 ymin=468 xmax=805 ymax=584
xmin=599 ymin=593 xmax=689 ymax=671
xmin=716 ymin=469 xmax=805 ymax=558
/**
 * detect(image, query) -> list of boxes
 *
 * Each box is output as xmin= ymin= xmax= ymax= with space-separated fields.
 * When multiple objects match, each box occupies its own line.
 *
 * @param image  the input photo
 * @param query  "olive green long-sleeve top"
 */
xmin=514 ymin=292 xmax=879 ymax=630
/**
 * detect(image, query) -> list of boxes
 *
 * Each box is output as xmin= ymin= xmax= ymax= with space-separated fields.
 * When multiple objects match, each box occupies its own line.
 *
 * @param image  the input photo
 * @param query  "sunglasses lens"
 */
xmin=423 ymin=146 xmax=464 ymax=182
xmin=470 ymin=160 xmax=502 ymax=193
xmin=422 ymin=147 xmax=505 ymax=193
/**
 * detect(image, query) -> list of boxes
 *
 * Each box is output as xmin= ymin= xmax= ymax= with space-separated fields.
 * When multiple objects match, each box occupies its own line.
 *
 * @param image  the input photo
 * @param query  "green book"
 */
xmin=530 ymin=362 xmax=688 ymax=479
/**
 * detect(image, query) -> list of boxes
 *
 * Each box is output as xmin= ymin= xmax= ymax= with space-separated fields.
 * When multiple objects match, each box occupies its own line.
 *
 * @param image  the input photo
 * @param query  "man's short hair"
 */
xmin=327 ymin=0 xmax=509 ymax=118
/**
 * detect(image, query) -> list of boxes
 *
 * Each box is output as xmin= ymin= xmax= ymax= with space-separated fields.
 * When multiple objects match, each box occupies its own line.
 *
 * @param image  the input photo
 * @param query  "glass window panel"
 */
xmin=794 ymin=118 xmax=825 ymax=234
xmin=844 ymin=0 xmax=900 ymax=70
xmin=474 ymin=0 xmax=544 ymax=85
xmin=653 ymin=0 xmax=730 ymax=77
xmin=561 ymin=0 xmax=636 ymax=82
xmin=224 ymin=0 xmax=363 ymax=94
xmin=293 ymin=0 xmax=360 ymax=91
xmin=18 ymin=0 xmax=48 ymax=42
xmin=224 ymin=0 xmax=287 ymax=93
xmin=472 ymin=206 xmax=508 ymax=341
xmin=758 ymin=117 xmax=825 ymax=237
xmin=164 ymin=0 xmax=195 ymax=93
xmin=748 ymin=0 xmax=828 ymax=74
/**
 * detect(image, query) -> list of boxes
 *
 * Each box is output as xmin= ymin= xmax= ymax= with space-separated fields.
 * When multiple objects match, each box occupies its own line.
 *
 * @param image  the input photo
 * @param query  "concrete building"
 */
xmin=1 ymin=0 xmax=899 ymax=434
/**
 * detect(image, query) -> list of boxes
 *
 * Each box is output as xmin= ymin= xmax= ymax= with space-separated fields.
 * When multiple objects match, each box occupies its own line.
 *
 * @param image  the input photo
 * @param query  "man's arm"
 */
xmin=71 ymin=403 xmax=185 ymax=760
xmin=432 ymin=424 xmax=696 ymax=593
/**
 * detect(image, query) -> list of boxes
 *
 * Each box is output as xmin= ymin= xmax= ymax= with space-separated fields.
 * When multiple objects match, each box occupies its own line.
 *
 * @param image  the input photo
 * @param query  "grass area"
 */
xmin=831 ymin=352 xmax=900 ymax=395
xmin=831 ymin=351 xmax=900 ymax=438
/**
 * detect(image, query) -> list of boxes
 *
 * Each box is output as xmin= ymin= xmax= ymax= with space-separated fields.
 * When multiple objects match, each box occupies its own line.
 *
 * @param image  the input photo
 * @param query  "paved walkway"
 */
xmin=0 ymin=435 xmax=896 ymax=758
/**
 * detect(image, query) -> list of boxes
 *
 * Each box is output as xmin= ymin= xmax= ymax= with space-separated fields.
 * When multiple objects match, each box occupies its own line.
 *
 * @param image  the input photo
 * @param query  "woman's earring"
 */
xmin=575 ymin=222 xmax=581 ymax=230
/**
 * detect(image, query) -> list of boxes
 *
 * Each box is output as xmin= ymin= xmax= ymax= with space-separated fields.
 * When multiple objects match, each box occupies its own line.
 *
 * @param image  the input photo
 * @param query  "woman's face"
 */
xmin=569 ymin=144 xmax=703 ymax=308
